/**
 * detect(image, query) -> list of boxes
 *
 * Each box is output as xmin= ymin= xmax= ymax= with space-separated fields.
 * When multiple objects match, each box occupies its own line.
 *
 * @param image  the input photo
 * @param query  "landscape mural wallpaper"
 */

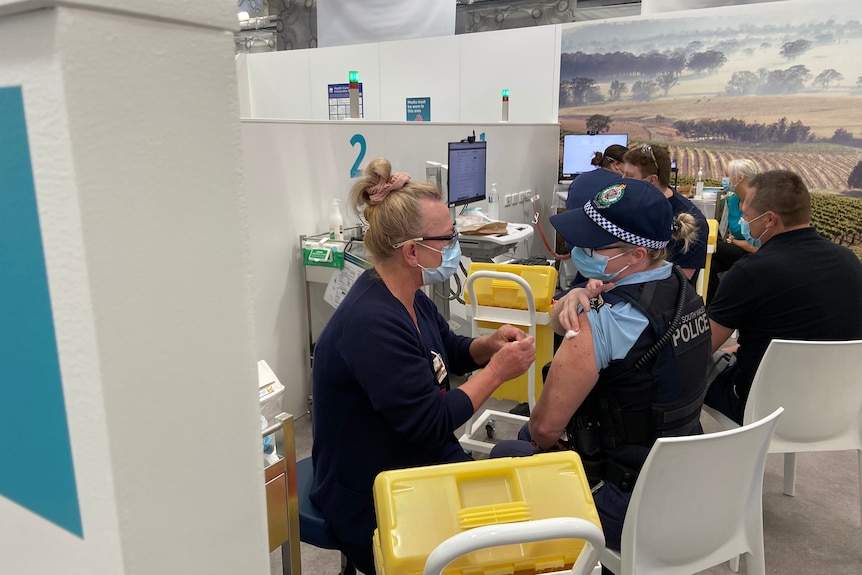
xmin=559 ymin=0 xmax=862 ymax=254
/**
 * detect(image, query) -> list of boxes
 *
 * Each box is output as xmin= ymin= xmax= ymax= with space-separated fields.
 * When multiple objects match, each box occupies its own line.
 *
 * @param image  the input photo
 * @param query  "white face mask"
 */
xmin=571 ymin=247 xmax=629 ymax=281
xmin=418 ymin=242 xmax=462 ymax=285
xmin=739 ymin=212 xmax=768 ymax=247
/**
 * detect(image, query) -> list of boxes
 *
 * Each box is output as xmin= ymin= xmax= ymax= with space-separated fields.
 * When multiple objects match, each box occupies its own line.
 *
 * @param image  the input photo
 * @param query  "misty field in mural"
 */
xmin=558 ymin=0 xmax=862 ymax=256
xmin=559 ymin=1 xmax=862 ymax=195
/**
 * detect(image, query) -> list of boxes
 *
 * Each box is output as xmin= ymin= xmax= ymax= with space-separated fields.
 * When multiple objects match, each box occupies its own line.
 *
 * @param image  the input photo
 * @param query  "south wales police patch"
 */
xmin=594 ymin=184 xmax=625 ymax=207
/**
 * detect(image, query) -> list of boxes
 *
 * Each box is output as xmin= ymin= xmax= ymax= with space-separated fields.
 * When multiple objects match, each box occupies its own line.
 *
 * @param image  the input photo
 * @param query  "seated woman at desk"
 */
xmin=310 ymin=157 xmax=536 ymax=575
xmin=706 ymin=159 xmax=759 ymax=304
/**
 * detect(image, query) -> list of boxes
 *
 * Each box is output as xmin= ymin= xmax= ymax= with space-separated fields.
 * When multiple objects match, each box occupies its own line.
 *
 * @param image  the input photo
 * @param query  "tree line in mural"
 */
xmin=586 ymin=113 xmax=854 ymax=146
xmin=561 ymin=14 xmax=862 ymax=85
xmin=561 ymin=53 xmax=847 ymax=106
xmin=673 ymin=117 xmax=812 ymax=144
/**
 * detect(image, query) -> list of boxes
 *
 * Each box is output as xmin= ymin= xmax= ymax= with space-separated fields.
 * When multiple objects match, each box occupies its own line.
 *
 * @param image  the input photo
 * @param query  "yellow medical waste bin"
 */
xmin=464 ymin=262 xmax=557 ymax=404
xmin=372 ymin=451 xmax=601 ymax=575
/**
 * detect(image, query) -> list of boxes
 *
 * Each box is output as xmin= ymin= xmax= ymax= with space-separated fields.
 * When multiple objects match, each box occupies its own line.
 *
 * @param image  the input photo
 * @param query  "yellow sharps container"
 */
xmin=372 ymin=451 xmax=601 ymax=575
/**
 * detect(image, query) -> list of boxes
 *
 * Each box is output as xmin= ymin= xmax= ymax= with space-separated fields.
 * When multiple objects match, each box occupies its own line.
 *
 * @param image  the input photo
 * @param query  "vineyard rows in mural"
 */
xmin=557 ymin=134 xmax=862 ymax=192
xmin=663 ymin=145 xmax=862 ymax=258
xmin=809 ymin=194 xmax=862 ymax=247
xmin=658 ymin=144 xmax=862 ymax=192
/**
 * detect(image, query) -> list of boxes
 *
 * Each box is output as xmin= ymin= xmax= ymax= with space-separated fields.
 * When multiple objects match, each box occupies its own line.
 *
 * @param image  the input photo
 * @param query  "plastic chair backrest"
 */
xmin=743 ymin=339 xmax=862 ymax=453
xmin=611 ymin=407 xmax=783 ymax=575
xmin=695 ymin=218 xmax=718 ymax=299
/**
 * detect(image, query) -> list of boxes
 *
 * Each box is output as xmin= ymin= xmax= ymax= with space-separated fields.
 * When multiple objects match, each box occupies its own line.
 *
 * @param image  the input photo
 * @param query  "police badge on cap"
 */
xmin=594 ymin=184 xmax=625 ymax=208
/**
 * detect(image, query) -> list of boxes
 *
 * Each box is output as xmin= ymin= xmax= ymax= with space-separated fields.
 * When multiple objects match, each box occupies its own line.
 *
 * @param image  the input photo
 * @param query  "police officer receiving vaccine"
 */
xmin=491 ymin=178 xmax=711 ymax=551
xmin=310 ymin=158 xmax=536 ymax=575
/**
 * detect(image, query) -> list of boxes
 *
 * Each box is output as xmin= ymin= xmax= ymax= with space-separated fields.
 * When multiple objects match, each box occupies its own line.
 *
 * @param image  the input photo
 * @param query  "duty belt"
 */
xmin=582 ymin=458 xmax=640 ymax=493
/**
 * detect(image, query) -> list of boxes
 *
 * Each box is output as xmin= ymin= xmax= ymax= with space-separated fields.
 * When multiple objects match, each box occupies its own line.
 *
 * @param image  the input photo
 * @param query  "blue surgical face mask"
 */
xmin=419 ymin=241 xmax=462 ymax=285
xmin=739 ymin=212 xmax=768 ymax=248
xmin=721 ymin=177 xmax=734 ymax=194
xmin=571 ymin=247 xmax=628 ymax=282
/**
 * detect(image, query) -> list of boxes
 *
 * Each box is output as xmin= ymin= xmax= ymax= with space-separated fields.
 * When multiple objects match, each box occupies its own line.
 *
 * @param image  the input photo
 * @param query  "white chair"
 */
xmin=702 ymin=339 xmax=862 ymax=521
xmin=424 ymin=517 xmax=605 ymax=575
xmin=601 ymin=408 xmax=783 ymax=575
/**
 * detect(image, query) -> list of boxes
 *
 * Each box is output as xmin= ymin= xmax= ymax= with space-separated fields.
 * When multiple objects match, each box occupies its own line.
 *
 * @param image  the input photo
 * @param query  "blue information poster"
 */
xmin=327 ymin=82 xmax=364 ymax=120
xmin=0 ymin=86 xmax=83 ymax=537
xmin=406 ymin=97 xmax=430 ymax=122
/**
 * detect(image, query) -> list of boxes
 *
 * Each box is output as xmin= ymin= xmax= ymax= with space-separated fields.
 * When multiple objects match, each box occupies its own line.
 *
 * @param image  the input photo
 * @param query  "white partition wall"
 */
xmin=458 ymin=26 xmax=561 ymax=123
xmin=0 ymin=2 xmax=269 ymax=575
xmin=242 ymin=119 xmax=560 ymax=417
xmin=244 ymin=24 xmax=561 ymax=123
xmin=378 ymin=35 xmax=463 ymax=122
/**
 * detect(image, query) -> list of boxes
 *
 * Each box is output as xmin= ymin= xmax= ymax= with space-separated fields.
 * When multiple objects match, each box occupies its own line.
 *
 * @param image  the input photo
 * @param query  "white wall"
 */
xmin=244 ymin=24 xmax=561 ymax=123
xmin=0 ymin=3 xmax=268 ymax=575
xmin=242 ymin=119 xmax=560 ymax=417
xmin=240 ymin=22 xmax=565 ymax=417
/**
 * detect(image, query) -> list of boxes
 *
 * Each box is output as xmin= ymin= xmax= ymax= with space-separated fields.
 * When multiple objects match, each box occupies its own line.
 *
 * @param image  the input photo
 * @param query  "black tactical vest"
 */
xmin=566 ymin=266 xmax=711 ymax=490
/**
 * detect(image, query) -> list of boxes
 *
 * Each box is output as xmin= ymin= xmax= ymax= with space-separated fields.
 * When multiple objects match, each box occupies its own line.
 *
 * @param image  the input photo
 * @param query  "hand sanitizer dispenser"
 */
xmin=488 ymin=183 xmax=500 ymax=220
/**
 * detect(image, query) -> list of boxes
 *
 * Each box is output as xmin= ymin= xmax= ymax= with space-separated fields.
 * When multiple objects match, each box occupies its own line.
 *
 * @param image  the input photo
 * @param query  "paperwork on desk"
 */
xmin=459 ymin=221 xmax=508 ymax=235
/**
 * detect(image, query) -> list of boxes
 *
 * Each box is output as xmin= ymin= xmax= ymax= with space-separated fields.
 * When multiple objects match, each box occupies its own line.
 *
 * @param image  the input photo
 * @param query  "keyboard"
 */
xmin=509 ymin=256 xmax=553 ymax=266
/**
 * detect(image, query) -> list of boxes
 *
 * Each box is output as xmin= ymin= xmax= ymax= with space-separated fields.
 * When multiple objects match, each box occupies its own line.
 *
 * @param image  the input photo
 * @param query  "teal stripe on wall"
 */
xmin=0 ymin=86 xmax=83 ymax=538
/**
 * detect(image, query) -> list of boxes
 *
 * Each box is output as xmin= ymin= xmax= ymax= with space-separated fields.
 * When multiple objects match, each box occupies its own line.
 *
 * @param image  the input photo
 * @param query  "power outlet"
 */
xmin=505 ymin=194 xmax=514 ymax=206
xmin=519 ymin=190 xmax=527 ymax=203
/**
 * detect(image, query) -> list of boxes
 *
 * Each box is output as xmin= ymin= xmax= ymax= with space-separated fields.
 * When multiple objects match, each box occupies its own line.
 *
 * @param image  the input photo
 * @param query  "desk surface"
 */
xmin=459 ymin=222 xmax=533 ymax=245
xmin=458 ymin=223 xmax=533 ymax=261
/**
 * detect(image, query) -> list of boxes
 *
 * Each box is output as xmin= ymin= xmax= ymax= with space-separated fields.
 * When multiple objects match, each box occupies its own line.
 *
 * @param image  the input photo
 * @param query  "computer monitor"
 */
xmin=561 ymin=133 xmax=628 ymax=179
xmin=447 ymin=141 xmax=487 ymax=207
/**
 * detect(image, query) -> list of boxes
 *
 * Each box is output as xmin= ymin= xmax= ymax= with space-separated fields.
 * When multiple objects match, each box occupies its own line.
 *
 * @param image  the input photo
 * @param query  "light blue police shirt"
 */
xmin=574 ymin=261 xmax=673 ymax=372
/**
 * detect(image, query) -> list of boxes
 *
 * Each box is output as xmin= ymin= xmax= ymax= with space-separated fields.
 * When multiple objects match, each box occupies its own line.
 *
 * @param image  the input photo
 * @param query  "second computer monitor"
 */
xmin=561 ymin=133 xmax=628 ymax=179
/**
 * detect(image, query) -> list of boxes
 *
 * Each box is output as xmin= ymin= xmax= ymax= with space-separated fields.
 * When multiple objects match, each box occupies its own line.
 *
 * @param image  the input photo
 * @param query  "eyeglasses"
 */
xmin=392 ymin=226 xmax=459 ymax=250
xmin=641 ymin=144 xmax=659 ymax=171
xmin=584 ymin=244 xmax=626 ymax=257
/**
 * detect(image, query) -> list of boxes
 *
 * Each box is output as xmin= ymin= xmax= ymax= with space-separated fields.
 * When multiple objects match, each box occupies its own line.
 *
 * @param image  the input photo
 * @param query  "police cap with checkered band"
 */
xmin=550 ymin=178 xmax=673 ymax=250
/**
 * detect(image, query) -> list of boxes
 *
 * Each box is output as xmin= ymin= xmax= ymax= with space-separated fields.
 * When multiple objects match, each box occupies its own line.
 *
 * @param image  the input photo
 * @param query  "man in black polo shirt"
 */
xmin=705 ymin=170 xmax=862 ymax=423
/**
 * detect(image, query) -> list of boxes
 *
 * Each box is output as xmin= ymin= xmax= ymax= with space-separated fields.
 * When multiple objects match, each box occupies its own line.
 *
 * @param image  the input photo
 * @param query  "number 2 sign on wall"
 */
xmin=349 ymin=133 xmax=366 ymax=178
